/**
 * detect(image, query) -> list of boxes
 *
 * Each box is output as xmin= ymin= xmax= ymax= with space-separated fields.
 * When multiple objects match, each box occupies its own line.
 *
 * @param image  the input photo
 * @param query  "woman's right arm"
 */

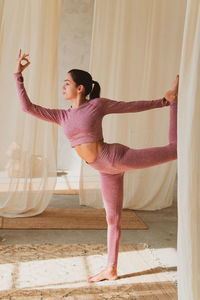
xmin=14 ymin=72 xmax=66 ymax=125
xmin=14 ymin=49 xmax=66 ymax=125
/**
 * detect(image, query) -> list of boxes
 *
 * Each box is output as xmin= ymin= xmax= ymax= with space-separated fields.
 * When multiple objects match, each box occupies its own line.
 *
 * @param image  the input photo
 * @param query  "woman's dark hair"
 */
xmin=68 ymin=69 xmax=101 ymax=100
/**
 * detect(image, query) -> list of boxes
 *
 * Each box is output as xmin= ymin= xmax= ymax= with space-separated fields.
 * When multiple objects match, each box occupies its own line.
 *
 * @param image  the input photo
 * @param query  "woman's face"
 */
xmin=62 ymin=72 xmax=79 ymax=100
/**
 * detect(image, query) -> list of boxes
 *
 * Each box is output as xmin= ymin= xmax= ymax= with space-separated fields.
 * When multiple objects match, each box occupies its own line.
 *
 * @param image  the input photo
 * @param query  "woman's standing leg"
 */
xmin=100 ymin=172 xmax=125 ymax=267
xmin=88 ymin=171 xmax=124 ymax=282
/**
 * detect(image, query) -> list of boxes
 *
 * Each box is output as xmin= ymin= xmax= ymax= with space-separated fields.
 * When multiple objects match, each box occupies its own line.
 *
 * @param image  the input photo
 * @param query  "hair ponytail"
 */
xmin=90 ymin=80 xmax=101 ymax=100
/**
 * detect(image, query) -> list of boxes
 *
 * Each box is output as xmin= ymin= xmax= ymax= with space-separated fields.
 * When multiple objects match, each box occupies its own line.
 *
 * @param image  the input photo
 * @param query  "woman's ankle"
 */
xmin=170 ymin=98 xmax=178 ymax=104
xmin=107 ymin=264 xmax=117 ymax=271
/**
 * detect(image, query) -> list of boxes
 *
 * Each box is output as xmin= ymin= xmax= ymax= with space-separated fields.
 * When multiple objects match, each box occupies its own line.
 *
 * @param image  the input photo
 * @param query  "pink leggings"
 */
xmin=87 ymin=101 xmax=177 ymax=267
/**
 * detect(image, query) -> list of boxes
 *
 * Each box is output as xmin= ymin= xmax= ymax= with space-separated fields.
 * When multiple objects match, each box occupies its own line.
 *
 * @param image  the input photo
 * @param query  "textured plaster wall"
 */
xmin=57 ymin=0 xmax=94 ymax=174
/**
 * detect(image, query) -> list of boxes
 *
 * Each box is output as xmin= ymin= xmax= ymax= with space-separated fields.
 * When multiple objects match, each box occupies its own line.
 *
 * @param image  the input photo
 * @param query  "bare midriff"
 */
xmin=74 ymin=140 xmax=104 ymax=163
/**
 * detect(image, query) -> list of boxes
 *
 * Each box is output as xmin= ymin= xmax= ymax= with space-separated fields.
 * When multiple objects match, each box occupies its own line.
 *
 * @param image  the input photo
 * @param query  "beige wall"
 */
xmin=57 ymin=0 xmax=94 ymax=174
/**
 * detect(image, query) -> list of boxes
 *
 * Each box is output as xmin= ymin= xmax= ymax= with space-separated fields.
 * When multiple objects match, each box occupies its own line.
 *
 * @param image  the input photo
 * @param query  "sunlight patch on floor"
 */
xmin=0 ymin=246 xmax=177 ymax=292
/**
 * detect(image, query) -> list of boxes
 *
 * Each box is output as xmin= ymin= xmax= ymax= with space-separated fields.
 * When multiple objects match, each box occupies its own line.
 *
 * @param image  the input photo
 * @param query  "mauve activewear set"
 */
xmin=14 ymin=72 xmax=177 ymax=267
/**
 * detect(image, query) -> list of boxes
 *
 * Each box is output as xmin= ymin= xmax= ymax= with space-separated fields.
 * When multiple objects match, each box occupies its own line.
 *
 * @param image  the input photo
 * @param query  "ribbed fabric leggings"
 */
xmin=86 ymin=101 xmax=177 ymax=267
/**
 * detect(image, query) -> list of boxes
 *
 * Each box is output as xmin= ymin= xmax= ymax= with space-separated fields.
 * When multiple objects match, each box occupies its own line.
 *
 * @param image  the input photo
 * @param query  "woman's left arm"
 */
xmin=101 ymin=97 xmax=170 ymax=115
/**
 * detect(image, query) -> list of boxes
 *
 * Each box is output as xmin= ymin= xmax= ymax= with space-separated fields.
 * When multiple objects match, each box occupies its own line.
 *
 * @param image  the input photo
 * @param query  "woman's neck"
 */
xmin=71 ymin=96 xmax=87 ymax=109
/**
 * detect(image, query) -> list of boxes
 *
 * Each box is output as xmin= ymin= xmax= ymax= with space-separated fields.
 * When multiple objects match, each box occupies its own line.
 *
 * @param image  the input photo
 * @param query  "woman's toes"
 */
xmin=87 ymin=268 xmax=117 ymax=283
xmin=88 ymin=274 xmax=102 ymax=282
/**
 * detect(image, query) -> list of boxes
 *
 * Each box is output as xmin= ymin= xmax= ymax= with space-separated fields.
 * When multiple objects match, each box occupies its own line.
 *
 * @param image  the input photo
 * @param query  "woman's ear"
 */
xmin=78 ymin=84 xmax=85 ymax=94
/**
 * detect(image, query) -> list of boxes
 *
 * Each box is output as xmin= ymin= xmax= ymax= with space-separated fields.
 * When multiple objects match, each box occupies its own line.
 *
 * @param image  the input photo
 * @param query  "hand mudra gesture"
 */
xmin=15 ymin=49 xmax=30 ymax=73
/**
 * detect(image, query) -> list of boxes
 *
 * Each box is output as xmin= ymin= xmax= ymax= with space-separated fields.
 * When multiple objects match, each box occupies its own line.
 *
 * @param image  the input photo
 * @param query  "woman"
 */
xmin=14 ymin=49 xmax=178 ymax=283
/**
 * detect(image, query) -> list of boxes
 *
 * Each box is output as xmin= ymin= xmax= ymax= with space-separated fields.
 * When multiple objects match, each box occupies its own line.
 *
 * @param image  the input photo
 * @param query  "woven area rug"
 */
xmin=0 ymin=243 xmax=177 ymax=299
xmin=0 ymin=208 xmax=148 ymax=229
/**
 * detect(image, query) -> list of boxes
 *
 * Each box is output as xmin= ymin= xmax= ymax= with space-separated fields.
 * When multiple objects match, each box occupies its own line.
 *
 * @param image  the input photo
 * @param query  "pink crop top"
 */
xmin=14 ymin=72 xmax=170 ymax=148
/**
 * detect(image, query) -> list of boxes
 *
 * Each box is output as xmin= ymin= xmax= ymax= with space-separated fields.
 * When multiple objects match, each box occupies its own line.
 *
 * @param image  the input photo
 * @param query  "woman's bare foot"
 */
xmin=88 ymin=265 xmax=118 ymax=283
xmin=164 ymin=74 xmax=179 ymax=102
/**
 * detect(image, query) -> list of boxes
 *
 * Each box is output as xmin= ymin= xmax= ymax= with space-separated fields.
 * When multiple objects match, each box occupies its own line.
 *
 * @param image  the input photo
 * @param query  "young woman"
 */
xmin=14 ymin=49 xmax=178 ymax=283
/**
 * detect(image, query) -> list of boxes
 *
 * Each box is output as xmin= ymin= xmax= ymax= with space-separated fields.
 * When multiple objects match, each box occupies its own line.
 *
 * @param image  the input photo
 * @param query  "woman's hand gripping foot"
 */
xmin=164 ymin=74 xmax=179 ymax=102
xmin=88 ymin=265 xmax=118 ymax=283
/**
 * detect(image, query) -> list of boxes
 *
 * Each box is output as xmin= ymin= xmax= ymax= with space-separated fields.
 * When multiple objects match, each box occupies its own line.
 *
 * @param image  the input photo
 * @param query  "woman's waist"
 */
xmin=74 ymin=139 xmax=105 ymax=163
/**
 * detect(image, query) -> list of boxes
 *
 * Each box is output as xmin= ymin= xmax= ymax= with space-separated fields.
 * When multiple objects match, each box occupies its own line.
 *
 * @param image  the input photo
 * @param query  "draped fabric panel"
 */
xmin=0 ymin=0 xmax=61 ymax=217
xmin=177 ymin=1 xmax=200 ymax=299
xmin=79 ymin=0 xmax=186 ymax=210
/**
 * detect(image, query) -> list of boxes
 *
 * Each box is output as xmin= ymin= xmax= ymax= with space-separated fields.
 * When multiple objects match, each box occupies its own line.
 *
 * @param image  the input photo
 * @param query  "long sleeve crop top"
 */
xmin=14 ymin=72 xmax=170 ymax=148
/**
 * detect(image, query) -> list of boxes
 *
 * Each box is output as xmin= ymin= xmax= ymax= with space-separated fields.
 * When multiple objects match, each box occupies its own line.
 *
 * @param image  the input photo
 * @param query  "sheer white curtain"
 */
xmin=0 ymin=0 xmax=61 ymax=217
xmin=79 ymin=0 xmax=186 ymax=210
xmin=177 ymin=1 xmax=200 ymax=299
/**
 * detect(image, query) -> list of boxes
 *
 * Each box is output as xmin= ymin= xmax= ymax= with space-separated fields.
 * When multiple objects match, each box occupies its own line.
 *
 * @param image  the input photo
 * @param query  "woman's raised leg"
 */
xmin=88 ymin=171 xmax=124 ymax=283
xmin=114 ymin=100 xmax=177 ymax=170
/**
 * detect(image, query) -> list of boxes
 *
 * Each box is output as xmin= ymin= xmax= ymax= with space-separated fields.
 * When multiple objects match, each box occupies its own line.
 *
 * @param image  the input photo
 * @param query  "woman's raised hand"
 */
xmin=164 ymin=75 xmax=179 ymax=102
xmin=15 ymin=49 xmax=30 ymax=73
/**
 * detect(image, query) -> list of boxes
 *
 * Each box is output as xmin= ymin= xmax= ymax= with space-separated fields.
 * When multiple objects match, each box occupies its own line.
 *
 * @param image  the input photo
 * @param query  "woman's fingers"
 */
xmin=21 ymin=55 xmax=29 ymax=62
xmin=21 ymin=58 xmax=30 ymax=69
xmin=19 ymin=54 xmax=30 ymax=65
xmin=17 ymin=50 xmax=30 ymax=62
xmin=22 ymin=58 xmax=29 ymax=62
xmin=173 ymin=75 xmax=179 ymax=96
xmin=18 ymin=50 xmax=29 ymax=59
xmin=24 ymin=61 xmax=30 ymax=67
xmin=173 ymin=75 xmax=179 ymax=89
xmin=21 ymin=54 xmax=29 ymax=59
xmin=16 ymin=49 xmax=30 ymax=73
